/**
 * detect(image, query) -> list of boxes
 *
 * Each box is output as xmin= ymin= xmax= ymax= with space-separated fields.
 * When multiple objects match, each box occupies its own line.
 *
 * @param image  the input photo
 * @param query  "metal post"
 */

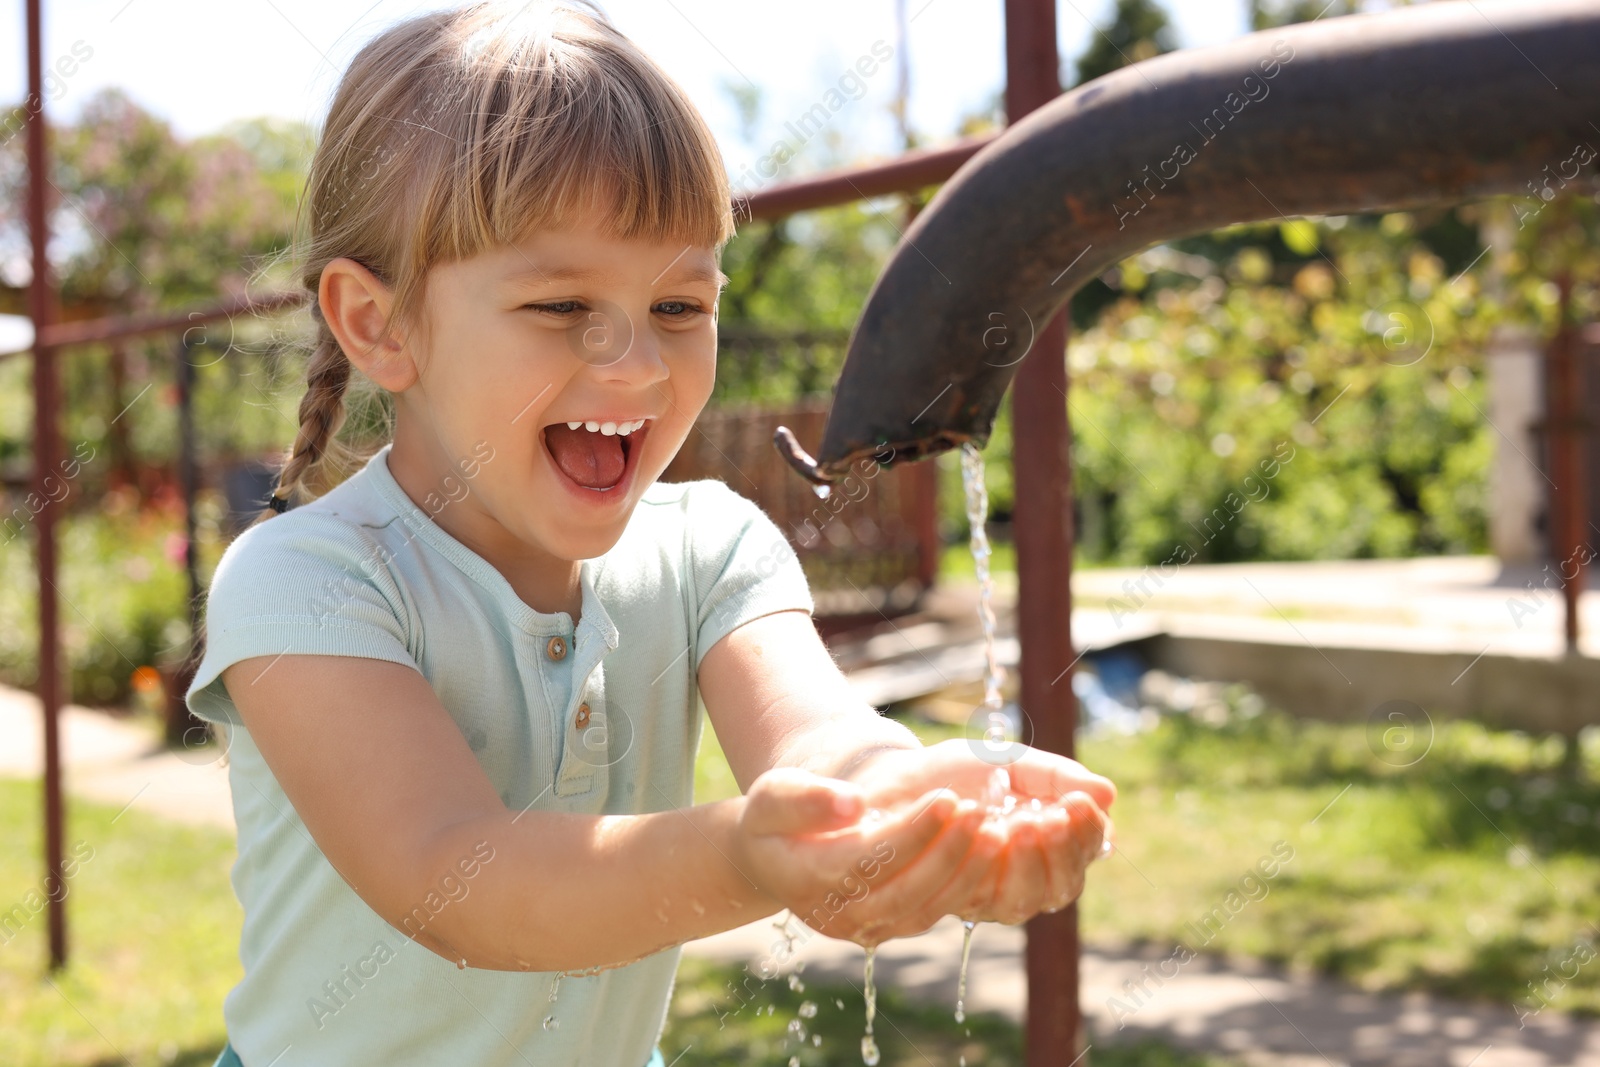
xmin=1547 ymin=273 xmax=1586 ymax=654
xmin=1003 ymin=0 xmax=1081 ymax=1062
xmin=170 ymin=336 xmax=206 ymax=745
xmin=26 ymin=0 xmax=68 ymax=970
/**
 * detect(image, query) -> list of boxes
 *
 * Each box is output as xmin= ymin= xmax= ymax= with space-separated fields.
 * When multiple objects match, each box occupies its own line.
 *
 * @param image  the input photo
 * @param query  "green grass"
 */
xmin=1074 ymin=706 xmax=1600 ymax=1015
xmin=0 ymin=779 xmax=240 ymax=1067
xmin=938 ymin=541 xmax=1016 ymax=583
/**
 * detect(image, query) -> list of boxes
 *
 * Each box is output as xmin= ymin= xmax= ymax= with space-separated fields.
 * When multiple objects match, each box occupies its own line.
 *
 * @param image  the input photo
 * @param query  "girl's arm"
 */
xmin=223 ymin=653 xmax=959 ymax=971
xmin=695 ymin=609 xmax=926 ymax=789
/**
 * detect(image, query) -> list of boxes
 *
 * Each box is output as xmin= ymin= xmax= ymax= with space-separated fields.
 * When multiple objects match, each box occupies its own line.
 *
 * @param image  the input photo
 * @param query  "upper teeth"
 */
xmin=565 ymin=419 xmax=646 ymax=436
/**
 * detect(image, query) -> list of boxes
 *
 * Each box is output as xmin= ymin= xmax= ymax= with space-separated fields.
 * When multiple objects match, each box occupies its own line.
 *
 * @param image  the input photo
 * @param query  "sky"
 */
xmin=0 ymin=0 xmax=1251 ymax=182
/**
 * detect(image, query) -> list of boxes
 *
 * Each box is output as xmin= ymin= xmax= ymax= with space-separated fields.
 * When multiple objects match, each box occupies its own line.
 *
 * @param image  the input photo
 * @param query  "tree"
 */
xmin=0 ymin=88 xmax=303 ymax=312
xmin=1072 ymin=0 xmax=1178 ymax=88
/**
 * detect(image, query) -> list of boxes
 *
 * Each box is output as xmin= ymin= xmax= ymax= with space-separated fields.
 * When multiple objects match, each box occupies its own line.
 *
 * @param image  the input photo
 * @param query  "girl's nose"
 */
xmin=566 ymin=302 xmax=668 ymax=387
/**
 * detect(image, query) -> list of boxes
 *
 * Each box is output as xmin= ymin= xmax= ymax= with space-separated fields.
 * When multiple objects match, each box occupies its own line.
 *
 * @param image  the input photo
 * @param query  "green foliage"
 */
xmin=0 ymin=88 xmax=302 ymax=309
xmin=714 ymin=205 xmax=898 ymax=404
xmin=1073 ymin=0 xmax=1179 ymax=88
xmin=0 ymin=494 xmax=224 ymax=704
xmin=961 ymin=208 xmax=1557 ymax=566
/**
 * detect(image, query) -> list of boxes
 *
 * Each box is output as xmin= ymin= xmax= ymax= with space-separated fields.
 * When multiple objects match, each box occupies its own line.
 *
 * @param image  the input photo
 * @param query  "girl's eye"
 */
xmin=524 ymin=300 xmax=583 ymax=315
xmin=525 ymin=301 xmax=704 ymax=319
xmin=654 ymin=301 xmax=704 ymax=319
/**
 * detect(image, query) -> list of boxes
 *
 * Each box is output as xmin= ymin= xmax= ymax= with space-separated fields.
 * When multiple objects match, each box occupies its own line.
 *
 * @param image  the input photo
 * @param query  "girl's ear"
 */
xmin=319 ymin=257 xmax=419 ymax=392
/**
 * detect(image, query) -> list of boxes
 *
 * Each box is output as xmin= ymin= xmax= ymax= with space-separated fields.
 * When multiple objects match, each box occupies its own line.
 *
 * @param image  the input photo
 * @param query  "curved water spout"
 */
xmin=776 ymin=0 xmax=1600 ymax=484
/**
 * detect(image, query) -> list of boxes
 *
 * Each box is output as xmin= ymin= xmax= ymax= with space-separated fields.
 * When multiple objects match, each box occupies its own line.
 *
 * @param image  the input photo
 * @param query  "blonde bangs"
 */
xmin=454 ymin=15 xmax=735 ymax=256
xmin=305 ymin=1 xmax=733 ymax=332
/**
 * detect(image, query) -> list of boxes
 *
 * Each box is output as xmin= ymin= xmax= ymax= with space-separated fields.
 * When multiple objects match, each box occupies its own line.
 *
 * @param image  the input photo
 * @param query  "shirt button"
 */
xmin=575 ymin=702 xmax=591 ymax=729
xmin=546 ymin=636 xmax=567 ymax=661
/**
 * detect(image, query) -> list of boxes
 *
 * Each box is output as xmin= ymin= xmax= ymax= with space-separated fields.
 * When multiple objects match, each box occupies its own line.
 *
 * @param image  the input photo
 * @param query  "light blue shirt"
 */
xmin=187 ymin=445 xmax=813 ymax=1067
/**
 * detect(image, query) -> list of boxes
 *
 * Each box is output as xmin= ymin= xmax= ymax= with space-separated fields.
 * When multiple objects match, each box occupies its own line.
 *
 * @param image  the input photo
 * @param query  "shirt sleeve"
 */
xmin=185 ymin=511 xmax=420 ymax=727
xmin=688 ymin=480 xmax=815 ymax=670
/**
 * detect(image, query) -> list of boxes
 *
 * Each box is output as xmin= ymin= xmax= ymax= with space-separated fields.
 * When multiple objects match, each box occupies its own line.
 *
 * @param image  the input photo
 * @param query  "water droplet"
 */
xmin=813 ymin=1034 xmax=822 ymax=1047
xmin=767 ymin=1003 xmax=775 ymax=1015
xmin=542 ymin=1014 xmax=559 ymax=1031
xmin=798 ymin=1000 xmax=817 ymax=1018
xmin=690 ymin=898 xmax=706 ymax=917
xmin=835 ymin=998 xmax=845 ymax=1010
xmin=814 ymin=484 xmax=831 ymax=500
xmin=1030 ymin=797 xmax=1043 ymax=813
xmin=788 ymin=1019 xmax=806 ymax=1040
xmin=549 ymin=974 xmax=562 ymax=1003
xmin=788 ymin=973 xmax=805 ymax=992
xmin=861 ymin=1035 xmax=881 ymax=1065
xmin=960 ymin=1057 xmax=967 ymax=1067
xmin=790 ymin=1058 xmax=800 ymax=1067
xmin=456 ymin=957 xmax=467 ymax=970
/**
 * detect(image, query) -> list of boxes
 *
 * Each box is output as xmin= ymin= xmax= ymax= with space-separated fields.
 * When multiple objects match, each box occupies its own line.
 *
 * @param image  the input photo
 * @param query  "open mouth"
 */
xmin=542 ymin=418 xmax=651 ymax=495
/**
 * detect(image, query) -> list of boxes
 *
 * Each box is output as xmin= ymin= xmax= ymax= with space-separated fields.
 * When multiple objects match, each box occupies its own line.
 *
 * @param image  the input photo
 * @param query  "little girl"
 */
xmin=185 ymin=4 xmax=1115 ymax=1065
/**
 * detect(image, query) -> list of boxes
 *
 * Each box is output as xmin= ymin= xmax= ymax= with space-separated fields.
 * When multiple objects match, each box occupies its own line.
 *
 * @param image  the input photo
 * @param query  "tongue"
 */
xmin=545 ymin=425 xmax=626 ymax=489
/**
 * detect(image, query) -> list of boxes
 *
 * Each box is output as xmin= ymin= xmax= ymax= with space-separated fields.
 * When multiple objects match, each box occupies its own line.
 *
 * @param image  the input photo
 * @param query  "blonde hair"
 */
xmin=264 ymin=0 xmax=734 ymax=514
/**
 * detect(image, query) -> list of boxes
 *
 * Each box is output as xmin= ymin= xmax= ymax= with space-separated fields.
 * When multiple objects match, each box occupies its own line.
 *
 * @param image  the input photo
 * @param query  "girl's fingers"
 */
xmin=1031 ymin=804 xmax=1069 ymax=911
xmin=1062 ymin=792 xmax=1110 ymax=867
xmin=1035 ymin=793 xmax=1106 ymax=913
xmin=743 ymin=768 xmax=865 ymax=837
xmin=829 ymin=786 xmax=960 ymax=876
xmin=898 ymin=806 xmax=1008 ymax=934
xmin=958 ymin=817 xmax=1015 ymax=923
xmin=1005 ymin=751 xmax=1116 ymax=813
xmin=991 ymin=816 xmax=1048 ymax=924
xmin=836 ymin=799 xmax=986 ymax=944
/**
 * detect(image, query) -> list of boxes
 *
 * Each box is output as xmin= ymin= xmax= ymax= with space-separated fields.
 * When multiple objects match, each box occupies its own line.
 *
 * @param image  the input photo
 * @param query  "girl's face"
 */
xmin=389 ymin=202 xmax=724 ymax=573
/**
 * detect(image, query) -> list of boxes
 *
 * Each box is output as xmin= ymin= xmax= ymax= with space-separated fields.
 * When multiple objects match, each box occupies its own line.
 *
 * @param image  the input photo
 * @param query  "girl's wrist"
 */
xmin=833 ymin=741 xmax=920 ymax=783
xmin=714 ymin=795 xmax=784 ymax=915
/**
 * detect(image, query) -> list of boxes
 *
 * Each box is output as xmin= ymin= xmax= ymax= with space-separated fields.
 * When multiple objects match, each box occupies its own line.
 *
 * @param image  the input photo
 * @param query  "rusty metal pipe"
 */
xmin=776 ymin=0 xmax=1600 ymax=482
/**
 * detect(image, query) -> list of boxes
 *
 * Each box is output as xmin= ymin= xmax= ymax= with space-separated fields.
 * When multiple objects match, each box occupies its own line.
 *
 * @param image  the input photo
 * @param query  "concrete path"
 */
xmin=0 ymin=683 xmax=233 ymax=828
xmin=6 ymin=664 xmax=1600 ymax=1065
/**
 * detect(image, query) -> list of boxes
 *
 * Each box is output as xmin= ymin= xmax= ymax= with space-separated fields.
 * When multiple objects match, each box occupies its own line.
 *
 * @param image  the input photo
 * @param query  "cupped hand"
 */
xmin=842 ymin=738 xmax=1116 ymax=815
xmin=955 ymin=789 xmax=1111 ymax=925
xmin=729 ymin=766 xmax=989 ymax=946
xmin=835 ymin=740 xmax=1116 ymax=932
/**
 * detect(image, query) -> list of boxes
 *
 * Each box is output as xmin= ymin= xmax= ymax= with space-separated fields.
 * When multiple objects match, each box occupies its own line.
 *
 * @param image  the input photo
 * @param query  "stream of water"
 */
xmin=860 ymin=945 xmax=880 ymax=1065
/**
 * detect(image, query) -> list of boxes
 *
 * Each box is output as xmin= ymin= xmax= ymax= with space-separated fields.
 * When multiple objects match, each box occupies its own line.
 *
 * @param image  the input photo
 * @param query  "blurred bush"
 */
xmin=0 ymin=489 xmax=223 ymax=706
